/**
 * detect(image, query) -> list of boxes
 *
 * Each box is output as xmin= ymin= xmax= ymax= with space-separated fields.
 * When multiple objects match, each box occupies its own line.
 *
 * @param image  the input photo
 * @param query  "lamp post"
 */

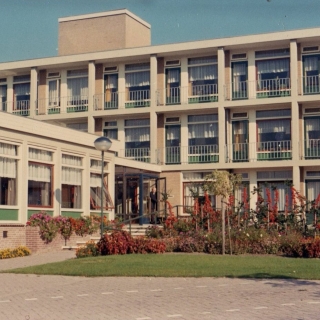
xmin=94 ymin=136 xmax=112 ymax=237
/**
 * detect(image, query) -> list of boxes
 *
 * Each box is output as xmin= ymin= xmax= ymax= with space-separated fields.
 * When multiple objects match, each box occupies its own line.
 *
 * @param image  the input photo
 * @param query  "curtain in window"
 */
xmin=125 ymin=127 xmax=150 ymax=142
xmin=257 ymin=120 xmax=290 ymax=133
xmin=166 ymin=126 xmax=180 ymax=140
xmin=304 ymin=57 xmax=318 ymax=72
xmin=7 ymin=179 xmax=16 ymax=205
xmin=167 ymin=69 xmax=180 ymax=84
xmin=62 ymin=155 xmax=82 ymax=166
xmin=189 ymin=65 xmax=217 ymax=81
xmin=0 ymin=85 xmax=6 ymax=99
xmin=74 ymin=186 xmax=81 ymax=208
xmin=105 ymin=75 xmax=118 ymax=89
xmin=233 ymin=122 xmax=247 ymax=135
xmin=259 ymin=182 xmax=290 ymax=211
xmin=48 ymin=80 xmax=59 ymax=103
xmin=0 ymin=143 xmax=16 ymax=156
xmin=305 ymin=118 xmax=320 ymax=132
xmin=67 ymin=77 xmax=88 ymax=97
xmin=307 ymin=180 xmax=320 ymax=203
xmin=90 ymin=173 xmax=101 ymax=187
xmin=62 ymin=167 xmax=82 ymax=185
xmin=233 ymin=63 xmax=247 ymax=90
xmin=0 ymin=157 xmax=16 ymax=178
xmin=257 ymin=59 xmax=289 ymax=75
xmin=13 ymin=83 xmax=30 ymax=96
xmin=29 ymin=148 xmax=52 ymax=161
xmin=28 ymin=164 xmax=51 ymax=182
xmin=125 ymin=71 xmax=150 ymax=87
xmin=188 ymin=123 xmax=218 ymax=138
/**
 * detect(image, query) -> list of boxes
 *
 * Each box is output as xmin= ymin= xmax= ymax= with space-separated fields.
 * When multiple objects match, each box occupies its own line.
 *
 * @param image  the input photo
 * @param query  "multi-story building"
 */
xmin=1 ymin=9 xmax=320 ymax=228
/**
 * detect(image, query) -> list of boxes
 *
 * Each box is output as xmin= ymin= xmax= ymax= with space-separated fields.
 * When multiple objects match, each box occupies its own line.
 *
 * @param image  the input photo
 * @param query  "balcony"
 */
xmin=157 ymin=85 xmax=218 ymax=106
xmin=302 ymin=76 xmax=320 ymax=95
xmin=301 ymin=139 xmax=320 ymax=159
xmin=36 ymin=96 xmax=88 ymax=115
xmin=12 ymin=100 xmax=30 ymax=117
xmin=156 ymin=145 xmax=219 ymax=165
xmin=224 ymin=78 xmax=291 ymax=101
xmin=118 ymin=148 xmax=151 ymax=163
xmin=94 ymin=92 xmax=118 ymax=110
xmin=225 ymin=140 xmax=292 ymax=162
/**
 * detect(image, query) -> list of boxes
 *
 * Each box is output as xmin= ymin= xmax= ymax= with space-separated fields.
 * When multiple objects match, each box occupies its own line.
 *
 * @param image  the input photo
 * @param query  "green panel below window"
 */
xmin=61 ymin=211 xmax=83 ymax=218
xmin=0 ymin=209 xmax=19 ymax=221
xmin=28 ymin=210 xmax=53 ymax=219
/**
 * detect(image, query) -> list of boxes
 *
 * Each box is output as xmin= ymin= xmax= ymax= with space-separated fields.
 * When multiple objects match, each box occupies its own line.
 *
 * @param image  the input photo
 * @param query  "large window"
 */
xmin=256 ymin=109 xmax=291 ymax=152
xmin=0 ymin=143 xmax=17 ymax=206
xmin=67 ymin=69 xmax=88 ymax=109
xmin=188 ymin=56 xmax=218 ymax=102
xmin=28 ymin=148 xmax=53 ymax=207
xmin=103 ymin=121 xmax=118 ymax=140
xmin=303 ymin=55 xmax=320 ymax=94
xmin=304 ymin=116 xmax=320 ymax=158
xmin=104 ymin=73 xmax=118 ymax=108
xmin=0 ymin=84 xmax=7 ymax=111
xmin=61 ymin=154 xmax=82 ymax=209
xmin=13 ymin=75 xmax=30 ymax=114
xmin=125 ymin=63 xmax=150 ymax=106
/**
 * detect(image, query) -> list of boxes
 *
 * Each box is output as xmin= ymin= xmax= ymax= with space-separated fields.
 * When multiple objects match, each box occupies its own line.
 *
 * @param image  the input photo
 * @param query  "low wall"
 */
xmin=0 ymin=224 xmax=100 ymax=254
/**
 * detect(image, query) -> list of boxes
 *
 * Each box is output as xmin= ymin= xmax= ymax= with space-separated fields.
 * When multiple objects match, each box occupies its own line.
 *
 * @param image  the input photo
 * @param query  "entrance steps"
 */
xmin=62 ymin=224 xmax=160 ymax=250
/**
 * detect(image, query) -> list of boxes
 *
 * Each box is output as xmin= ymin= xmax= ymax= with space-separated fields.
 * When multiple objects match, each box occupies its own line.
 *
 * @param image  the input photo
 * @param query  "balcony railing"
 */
xmin=225 ymin=140 xmax=292 ymax=162
xmin=94 ymin=93 xmax=118 ymax=110
xmin=1 ymin=100 xmax=7 ymax=112
xmin=302 ymin=139 xmax=320 ymax=159
xmin=12 ymin=100 xmax=30 ymax=116
xmin=156 ymin=145 xmax=219 ymax=165
xmin=224 ymin=78 xmax=291 ymax=100
xmin=302 ymin=76 xmax=320 ymax=95
xmin=125 ymin=89 xmax=150 ymax=108
xmin=118 ymin=148 xmax=151 ymax=163
xmin=157 ymin=85 xmax=218 ymax=106
xmin=65 ymin=95 xmax=88 ymax=112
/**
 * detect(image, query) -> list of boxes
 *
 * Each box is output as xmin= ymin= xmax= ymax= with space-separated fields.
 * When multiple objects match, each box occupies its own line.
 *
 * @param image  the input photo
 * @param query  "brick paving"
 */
xmin=0 ymin=252 xmax=319 ymax=319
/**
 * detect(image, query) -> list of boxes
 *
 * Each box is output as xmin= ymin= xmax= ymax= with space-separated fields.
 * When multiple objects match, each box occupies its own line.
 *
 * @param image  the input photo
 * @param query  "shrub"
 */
xmin=302 ymin=238 xmax=320 ymax=258
xmin=75 ymin=240 xmax=100 ymax=258
xmin=97 ymin=230 xmax=134 ymax=255
xmin=145 ymin=225 xmax=165 ymax=239
xmin=278 ymin=230 xmax=303 ymax=257
xmin=176 ymin=231 xmax=206 ymax=253
xmin=70 ymin=216 xmax=99 ymax=237
xmin=132 ymin=237 xmax=166 ymax=254
xmin=0 ymin=246 xmax=31 ymax=259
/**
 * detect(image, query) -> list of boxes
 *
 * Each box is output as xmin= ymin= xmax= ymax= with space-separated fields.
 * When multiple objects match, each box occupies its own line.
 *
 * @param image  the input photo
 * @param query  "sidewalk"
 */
xmin=0 ymin=250 xmax=76 ymax=271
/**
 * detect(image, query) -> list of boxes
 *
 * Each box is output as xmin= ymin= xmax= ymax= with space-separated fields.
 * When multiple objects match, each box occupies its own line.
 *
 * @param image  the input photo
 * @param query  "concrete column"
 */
xmin=180 ymin=114 xmax=188 ymax=164
xmin=60 ymin=70 xmax=67 ymax=113
xmin=218 ymin=47 xmax=225 ymax=102
xmin=118 ymin=64 xmax=125 ymax=109
xmin=248 ymin=109 xmax=256 ymax=161
xmin=83 ymin=152 xmax=91 ymax=218
xmin=249 ymin=170 xmax=257 ymax=212
xmin=20 ymin=141 xmax=29 ymax=223
xmin=247 ymin=50 xmax=256 ymax=99
xmin=180 ymin=57 xmax=188 ymax=104
xmin=6 ymin=76 xmax=13 ymax=113
xmin=117 ymin=119 xmax=125 ymax=157
xmin=88 ymin=116 xmax=95 ymax=134
xmin=290 ymin=40 xmax=298 ymax=98
xmin=106 ymin=154 xmax=115 ymax=220
xmin=150 ymin=111 xmax=157 ymax=164
xmin=291 ymin=101 xmax=300 ymax=161
xmin=218 ymin=47 xmax=226 ymax=163
xmin=88 ymin=61 xmax=95 ymax=112
xmin=29 ymin=67 xmax=38 ymax=118
xmin=54 ymin=147 xmax=62 ymax=216
xmin=292 ymin=165 xmax=300 ymax=192
xmin=150 ymin=54 xmax=157 ymax=108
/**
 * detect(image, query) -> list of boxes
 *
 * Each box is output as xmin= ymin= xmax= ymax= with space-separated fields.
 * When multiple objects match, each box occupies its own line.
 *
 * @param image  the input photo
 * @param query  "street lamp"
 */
xmin=94 ymin=136 xmax=112 ymax=237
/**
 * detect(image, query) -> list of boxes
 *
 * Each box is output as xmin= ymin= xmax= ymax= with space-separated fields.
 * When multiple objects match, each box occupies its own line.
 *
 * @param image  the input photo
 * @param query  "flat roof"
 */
xmin=58 ymin=9 xmax=151 ymax=29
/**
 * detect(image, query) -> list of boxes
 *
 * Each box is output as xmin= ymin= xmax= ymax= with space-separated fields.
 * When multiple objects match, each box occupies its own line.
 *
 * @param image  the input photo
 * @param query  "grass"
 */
xmin=2 ymin=254 xmax=320 ymax=279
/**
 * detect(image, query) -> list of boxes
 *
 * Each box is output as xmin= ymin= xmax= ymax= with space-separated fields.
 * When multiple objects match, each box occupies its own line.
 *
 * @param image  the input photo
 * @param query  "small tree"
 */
xmin=204 ymin=170 xmax=242 ymax=254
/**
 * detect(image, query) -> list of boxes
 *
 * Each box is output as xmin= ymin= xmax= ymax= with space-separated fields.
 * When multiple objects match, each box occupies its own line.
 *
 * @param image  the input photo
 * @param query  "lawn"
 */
xmin=3 ymin=254 xmax=320 ymax=279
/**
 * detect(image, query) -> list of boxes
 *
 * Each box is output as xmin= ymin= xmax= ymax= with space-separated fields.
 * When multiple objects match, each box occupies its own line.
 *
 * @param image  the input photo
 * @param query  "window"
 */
xmin=303 ymin=55 xmax=320 ymax=94
xmin=183 ymin=181 xmax=215 ymax=210
xmin=188 ymin=56 xmax=218 ymax=101
xmin=28 ymin=148 xmax=53 ymax=207
xmin=165 ymin=67 xmax=181 ymax=104
xmin=304 ymin=116 xmax=320 ymax=158
xmin=13 ymin=75 xmax=30 ymax=113
xmin=48 ymin=79 xmax=60 ymax=107
xmin=103 ymin=121 xmax=118 ymax=139
xmin=67 ymin=69 xmax=88 ymax=109
xmin=0 ymin=143 xmax=17 ymax=206
xmin=104 ymin=73 xmax=118 ymax=108
xmin=232 ymin=61 xmax=248 ymax=99
xmin=61 ymin=154 xmax=82 ymax=209
xmin=256 ymin=110 xmax=291 ymax=152
xmin=66 ymin=123 xmax=88 ymax=132
xmin=0 ymin=84 xmax=7 ymax=111
xmin=125 ymin=63 xmax=150 ymax=106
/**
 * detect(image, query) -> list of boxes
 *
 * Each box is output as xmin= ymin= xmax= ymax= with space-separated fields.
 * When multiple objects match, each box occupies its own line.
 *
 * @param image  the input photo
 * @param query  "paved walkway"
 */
xmin=0 ymin=252 xmax=319 ymax=319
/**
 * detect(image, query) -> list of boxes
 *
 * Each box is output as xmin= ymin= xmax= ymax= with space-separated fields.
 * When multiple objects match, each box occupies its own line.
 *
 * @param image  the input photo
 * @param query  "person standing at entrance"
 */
xmin=150 ymin=187 xmax=157 ymax=223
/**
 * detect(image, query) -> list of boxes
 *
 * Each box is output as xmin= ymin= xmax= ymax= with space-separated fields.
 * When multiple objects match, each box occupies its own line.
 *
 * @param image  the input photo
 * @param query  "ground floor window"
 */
xmin=0 ymin=177 xmax=16 ymax=205
xmin=61 ymin=166 xmax=82 ymax=209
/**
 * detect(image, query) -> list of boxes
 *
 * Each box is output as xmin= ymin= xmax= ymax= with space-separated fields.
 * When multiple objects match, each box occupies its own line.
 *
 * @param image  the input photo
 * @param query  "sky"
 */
xmin=0 ymin=0 xmax=320 ymax=63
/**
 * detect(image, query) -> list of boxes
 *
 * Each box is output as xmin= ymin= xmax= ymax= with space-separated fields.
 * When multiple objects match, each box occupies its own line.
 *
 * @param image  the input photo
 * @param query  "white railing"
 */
xmin=302 ymin=76 xmax=320 ymax=95
xmin=188 ymin=83 xmax=218 ymax=103
xmin=156 ymin=145 xmax=219 ymax=165
xmin=65 ymin=95 xmax=88 ymax=112
xmin=94 ymin=92 xmax=118 ymax=110
xmin=302 ymin=139 xmax=320 ymax=159
xmin=12 ymin=100 xmax=30 ymax=116
xmin=224 ymin=78 xmax=291 ymax=100
xmin=119 ymin=148 xmax=151 ymax=163
xmin=36 ymin=98 xmax=61 ymax=115
xmin=225 ymin=140 xmax=292 ymax=162
xmin=125 ymin=89 xmax=150 ymax=108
